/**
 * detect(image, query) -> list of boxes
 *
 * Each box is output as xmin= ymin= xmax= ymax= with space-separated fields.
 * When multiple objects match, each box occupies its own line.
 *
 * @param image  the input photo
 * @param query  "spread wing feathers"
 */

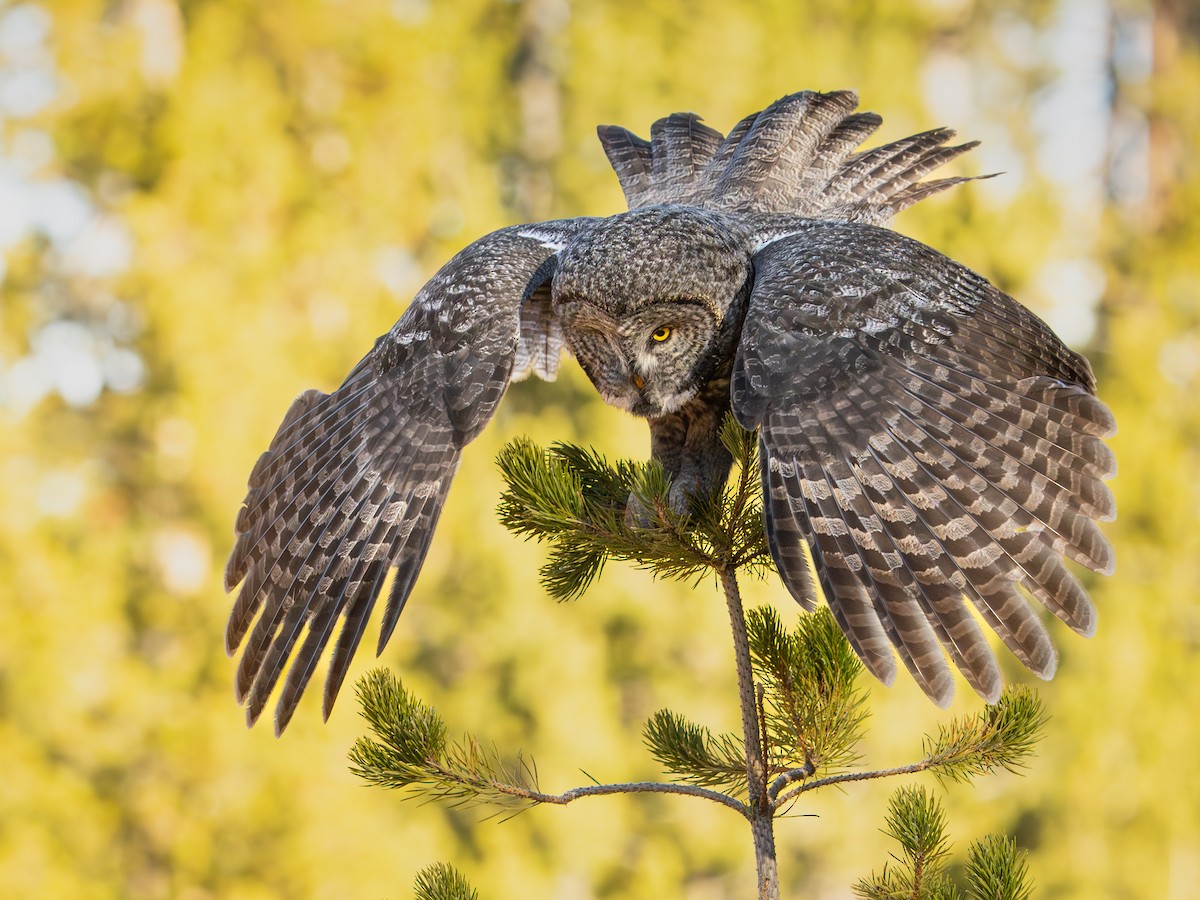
xmin=224 ymin=222 xmax=581 ymax=733
xmin=598 ymin=90 xmax=980 ymax=222
xmin=733 ymin=222 xmax=1116 ymax=706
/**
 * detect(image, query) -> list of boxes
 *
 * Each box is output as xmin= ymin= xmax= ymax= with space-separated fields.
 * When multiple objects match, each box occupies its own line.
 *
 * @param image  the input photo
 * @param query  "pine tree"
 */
xmin=350 ymin=418 xmax=1043 ymax=898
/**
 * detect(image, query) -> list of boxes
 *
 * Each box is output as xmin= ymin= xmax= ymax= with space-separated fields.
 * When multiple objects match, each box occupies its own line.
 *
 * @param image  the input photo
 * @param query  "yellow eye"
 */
xmin=651 ymin=326 xmax=672 ymax=342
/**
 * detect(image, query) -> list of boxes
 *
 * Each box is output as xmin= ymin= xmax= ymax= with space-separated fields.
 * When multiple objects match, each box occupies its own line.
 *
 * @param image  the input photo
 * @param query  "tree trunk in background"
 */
xmin=510 ymin=0 xmax=568 ymax=222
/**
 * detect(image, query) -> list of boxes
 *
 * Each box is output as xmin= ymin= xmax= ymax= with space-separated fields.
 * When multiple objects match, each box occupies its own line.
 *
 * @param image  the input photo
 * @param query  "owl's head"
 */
xmin=552 ymin=207 xmax=753 ymax=418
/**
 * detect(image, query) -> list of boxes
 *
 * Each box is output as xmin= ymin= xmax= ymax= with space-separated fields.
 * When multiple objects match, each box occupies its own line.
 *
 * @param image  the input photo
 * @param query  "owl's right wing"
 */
xmin=224 ymin=219 xmax=589 ymax=734
xmin=732 ymin=221 xmax=1116 ymax=706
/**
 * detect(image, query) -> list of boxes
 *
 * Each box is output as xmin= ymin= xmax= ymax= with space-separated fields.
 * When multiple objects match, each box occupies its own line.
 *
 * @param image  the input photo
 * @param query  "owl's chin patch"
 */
xmin=627 ymin=387 xmax=697 ymax=420
xmin=604 ymin=389 xmax=659 ymax=419
xmin=628 ymin=398 xmax=658 ymax=419
xmin=658 ymin=388 xmax=698 ymax=415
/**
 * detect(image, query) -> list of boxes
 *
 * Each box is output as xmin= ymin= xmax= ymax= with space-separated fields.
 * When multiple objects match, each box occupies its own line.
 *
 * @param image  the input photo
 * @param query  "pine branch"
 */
xmin=495 ymin=418 xmax=772 ymax=602
xmin=852 ymin=786 xmax=957 ymax=900
xmin=772 ymin=687 xmax=1045 ymax=809
xmin=350 ymin=668 xmax=448 ymax=785
xmin=883 ymin=785 xmax=952 ymax=876
xmin=921 ymin=686 xmax=1047 ymax=783
xmin=349 ymin=668 xmax=748 ymax=816
xmin=413 ymin=862 xmax=478 ymax=900
xmin=357 ymin=418 xmax=1047 ymax=900
xmin=853 ymin=789 xmax=1036 ymax=900
xmin=643 ymin=709 xmax=749 ymax=794
xmin=719 ymin=566 xmax=781 ymax=899
xmin=349 ymin=669 xmax=540 ymax=809
xmin=747 ymin=605 xmax=868 ymax=780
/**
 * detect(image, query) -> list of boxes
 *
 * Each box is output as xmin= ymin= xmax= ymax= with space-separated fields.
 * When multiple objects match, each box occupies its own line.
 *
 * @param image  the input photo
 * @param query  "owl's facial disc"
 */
xmin=558 ymin=301 xmax=714 ymax=418
xmin=621 ymin=303 xmax=716 ymax=415
xmin=552 ymin=207 xmax=754 ymax=419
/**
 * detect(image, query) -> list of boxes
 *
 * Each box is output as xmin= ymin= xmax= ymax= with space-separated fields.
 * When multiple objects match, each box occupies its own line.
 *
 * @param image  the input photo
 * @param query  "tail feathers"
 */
xmin=707 ymin=90 xmax=863 ymax=213
xmin=651 ymin=113 xmax=724 ymax=200
xmin=599 ymin=89 xmax=983 ymax=222
xmin=886 ymin=176 xmax=982 ymax=218
xmin=706 ymin=109 xmax=758 ymax=175
xmin=596 ymin=125 xmax=652 ymax=206
xmin=821 ymin=132 xmax=983 ymax=224
xmin=598 ymin=113 xmax=724 ymax=208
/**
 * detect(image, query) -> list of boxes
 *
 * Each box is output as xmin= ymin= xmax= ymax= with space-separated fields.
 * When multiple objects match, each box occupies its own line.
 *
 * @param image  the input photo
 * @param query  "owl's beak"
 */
xmin=631 ymin=373 xmax=645 ymax=391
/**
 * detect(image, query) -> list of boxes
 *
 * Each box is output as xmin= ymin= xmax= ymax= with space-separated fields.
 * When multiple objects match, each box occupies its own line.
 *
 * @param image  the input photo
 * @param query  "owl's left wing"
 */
xmin=732 ymin=221 xmax=1116 ymax=705
xmin=224 ymin=220 xmax=587 ymax=734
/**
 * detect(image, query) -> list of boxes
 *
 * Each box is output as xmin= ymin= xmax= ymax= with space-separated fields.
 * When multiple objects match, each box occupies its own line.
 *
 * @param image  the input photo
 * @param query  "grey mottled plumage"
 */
xmin=226 ymin=90 xmax=1116 ymax=734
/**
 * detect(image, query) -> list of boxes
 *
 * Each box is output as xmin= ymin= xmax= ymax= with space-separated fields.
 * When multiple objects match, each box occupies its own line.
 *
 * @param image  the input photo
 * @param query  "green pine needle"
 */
xmin=882 ymin=785 xmax=952 ymax=869
xmin=350 ymin=667 xmax=448 ymax=785
xmin=747 ymin=605 xmax=868 ymax=775
xmin=349 ymin=669 xmax=541 ymax=809
xmin=495 ymin=416 xmax=772 ymax=602
xmin=853 ymin=786 xmax=958 ymax=900
xmin=413 ymin=862 xmax=479 ymax=900
xmin=643 ymin=709 xmax=749 ymax=794
xmin=922 ymin=686 xmax=1047 ymax=783
xmin=855 ymin=788 xmax=1035 ymax=900
xmin=964 ymin=835 xmax=1033 ymax=900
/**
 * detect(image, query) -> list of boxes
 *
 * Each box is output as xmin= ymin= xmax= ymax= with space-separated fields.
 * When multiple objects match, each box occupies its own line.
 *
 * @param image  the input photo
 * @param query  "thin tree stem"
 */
xmin=768 ymin=758 xmax=816 ymax=801
xmin=719 ymin=565 xmax=780 ymax=900
xmin=485 ymin=778 xmax=750 ymax=815
xmin=771 ymin=761 xmax=934 ymax=811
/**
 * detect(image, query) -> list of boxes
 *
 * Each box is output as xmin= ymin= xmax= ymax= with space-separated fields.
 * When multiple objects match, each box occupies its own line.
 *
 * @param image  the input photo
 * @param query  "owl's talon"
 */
xmin=624 ymin=476 xmax=699 ymax=529
xmin=624 ymin=494 xmax=656 ymax=529
xmin=667 ymin=478 xmax=698 ymax=517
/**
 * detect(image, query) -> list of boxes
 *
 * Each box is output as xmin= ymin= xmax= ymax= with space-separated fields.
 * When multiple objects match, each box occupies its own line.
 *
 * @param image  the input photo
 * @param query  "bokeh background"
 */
xmin=1 ymin=0 xmax=1197 ymax=896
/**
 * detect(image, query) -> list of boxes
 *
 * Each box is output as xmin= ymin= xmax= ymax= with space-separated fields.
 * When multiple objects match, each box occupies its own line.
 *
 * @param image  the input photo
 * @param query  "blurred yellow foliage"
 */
xmin=1 ymin=0 xmax=1198 ymax=897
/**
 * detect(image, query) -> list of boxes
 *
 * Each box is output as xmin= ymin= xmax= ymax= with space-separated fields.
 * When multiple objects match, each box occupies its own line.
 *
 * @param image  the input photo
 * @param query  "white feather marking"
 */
xmin=517 ymin=226 xmax=572 ymax=250
xmin=750 ymin=227 xmax=806 ymax=253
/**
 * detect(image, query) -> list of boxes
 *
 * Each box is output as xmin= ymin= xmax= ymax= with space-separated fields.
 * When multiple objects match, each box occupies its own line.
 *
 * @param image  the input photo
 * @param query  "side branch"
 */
xmin=767 ymin=758 xmax=816 ymax=801
xmin=506 ymin=779 xmax=749 ymax=816
xmin=773 ymin=761 xmax=933 ymax=810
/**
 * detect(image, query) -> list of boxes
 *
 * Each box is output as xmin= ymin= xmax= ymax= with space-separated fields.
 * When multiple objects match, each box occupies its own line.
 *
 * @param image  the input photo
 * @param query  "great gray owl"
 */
xmin=226 ymin=90 xmax=1116 ymax=734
